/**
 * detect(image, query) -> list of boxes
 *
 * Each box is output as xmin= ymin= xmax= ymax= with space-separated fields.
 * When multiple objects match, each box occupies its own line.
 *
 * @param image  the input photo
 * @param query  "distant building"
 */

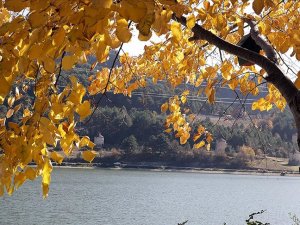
xmin=292 ymin=133 xmax=298 ymax=145
xmin=94 ymin=133 xmax=104 ymax=148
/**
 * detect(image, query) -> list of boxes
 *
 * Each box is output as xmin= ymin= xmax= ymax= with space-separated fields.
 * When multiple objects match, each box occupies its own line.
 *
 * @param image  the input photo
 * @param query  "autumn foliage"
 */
xmin=0 ymin=0 xmax=300 ymax=197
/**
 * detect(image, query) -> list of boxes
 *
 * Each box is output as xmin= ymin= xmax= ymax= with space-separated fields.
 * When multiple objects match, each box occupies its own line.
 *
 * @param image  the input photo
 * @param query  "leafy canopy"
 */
xmin=0 ymin=0 xmax=300 ymax=197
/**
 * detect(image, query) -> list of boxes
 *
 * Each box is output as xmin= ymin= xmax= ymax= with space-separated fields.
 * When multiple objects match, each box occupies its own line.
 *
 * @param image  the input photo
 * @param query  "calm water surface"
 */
xmin=1 ymin=168 xmax=300 ymax=225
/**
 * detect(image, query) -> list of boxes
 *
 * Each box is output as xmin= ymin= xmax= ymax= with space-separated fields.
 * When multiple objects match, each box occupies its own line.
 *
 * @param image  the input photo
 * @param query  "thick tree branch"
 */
xmin=244 ymin=18 xmax=277 ymax=64
xmin=173 ymin=15 xmax=298 ymax=102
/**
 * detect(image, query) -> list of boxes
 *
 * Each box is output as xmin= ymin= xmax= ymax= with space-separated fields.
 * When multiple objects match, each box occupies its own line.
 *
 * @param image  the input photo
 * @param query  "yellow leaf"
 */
xmin=208 ymin=88 xmax=215 ymax=104
xmin=42 ymin=159 xmax=53 ymax=192
xmin=161 ymin=102 xmax=169 ymax=113
xmin=253 ymin=0 xmax=264 ymax=15
xmin=6 ymin=108 xmax=14 ymax=118
xmin=138 ymin=32 xmax=152 ymax=41
xmin=93 ymin=0 xmax=112 ymax=8
xmin=79 ymin=136 xmax=95 ymax=149
xmin=171 ymin=21 xmax=182 ymax=42
xmin=25 ymin=167 xmax=36 ymax=181
xmin=187 ymin=14 xmax=196 ymax=29
xmin=50 ymin=151 xmax=64 ymax=164
xmin=76 ymin=100 xmax=92 ymax=121
xmin=42 ymin=183 xmax=49 ymax=199
xmin=14 ymin=172 xmax=26 ymax=189
xmin=252 ymin=102 xmax=258 ymax=111
xmin=0 ymin=184 xmax=3 ymax=197
xmin=116 ymin=19 xmax=132 ymax=43
xmin=4 ymin=0 xmax=29 ymax=12
xmin=193 ymin=134 xmax=201 ymax=142
xmin=82 ymin=150 xmax=97 ymax=163
xmin=197 ymin=125 xmax=205 ymax=134
xmin=181 ymin=95 xmax=187 ymax=104
xmin=206 ymin=143 xmax=211 ymax=151
xmin=52 ymin=28 xmax=66 ymax=46
xmin=136 ymin=13 xmax=155 ymax=36
xmin=174 ymin=51 xmax=184 ymax=63
xmin=43 ymin=58 xmax=56 ymax=73
xmin=0 ymin=74 xmax=11 ymax=104
xmin=194 ymin=140 xmax=205 ymax=149
xmin=164 ymin=128 xmax=172 ymax=133
xmin=206 ymin=133 xmax=213 ymax=143
xmin=295 ymin=72 xmax=300 ymax=89
xmin=28 ymin=11 xmax=48 ymax=28
xmin=62 ymin=55 xmax=77 ymax=70
xmin=39 ymin=117 xmax=58 ymax=146
xmin=7 ymin=96 xmax=15 ymax=107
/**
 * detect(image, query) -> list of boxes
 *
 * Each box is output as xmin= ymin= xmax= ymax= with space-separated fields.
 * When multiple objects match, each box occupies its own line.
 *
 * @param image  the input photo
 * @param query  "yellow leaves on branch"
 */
xmin=252 ymin=84 xmax=286 ymax=112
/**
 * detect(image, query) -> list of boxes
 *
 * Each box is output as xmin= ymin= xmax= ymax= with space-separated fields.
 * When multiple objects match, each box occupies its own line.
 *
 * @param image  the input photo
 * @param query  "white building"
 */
xmin=94 ymin=133 xmax=104 ymax=148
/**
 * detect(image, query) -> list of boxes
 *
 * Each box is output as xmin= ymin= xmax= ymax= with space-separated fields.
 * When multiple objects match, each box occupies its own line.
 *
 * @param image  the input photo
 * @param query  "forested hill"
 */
xmin=69 ymin=54 xmax=296 ymax=168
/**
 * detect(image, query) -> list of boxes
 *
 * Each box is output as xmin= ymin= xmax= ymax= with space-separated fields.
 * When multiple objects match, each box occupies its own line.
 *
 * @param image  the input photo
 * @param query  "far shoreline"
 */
xmin=52 ymin=163 xmax=300 ymax=177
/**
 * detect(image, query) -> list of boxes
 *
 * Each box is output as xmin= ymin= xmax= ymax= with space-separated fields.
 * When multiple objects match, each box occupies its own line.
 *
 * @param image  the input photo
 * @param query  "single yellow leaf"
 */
xmin=253 ymin=0 xmax=264 ymax=15
xmin=0 ymin=74 xmax=11 ymax=104
xmin=295 ymin=72 xmax=300 ymax=89
xmin=181 ymin=95 xmax=187 ymax=104
xmin=76 ymin=100 xmax=92 ymax=121
xmin=14 ymin=172 xmax=26 ymax=189
xmin=6 ymin=108 xmax=14 ymax=118
xmin=161 ymin=102 xmax=169 ymax=113
xmin=43 ymin=58 xmax=56 ymax=73
xmin=4 ymin=0 xmax=29 ymax=12
xmin=206 ymin=133 xmax=213 ymax=143
xmin=82 ymin=150 xmax=97 ymax=163
xmin=79 ymin=136 xmax=95 ymax=149
xmin=194 ymin=141 xmax=205 ymax=149
xmin=0 ymin=184 xmax=3 ymax=197
xmin=164 ymin=128 xmax=172 ymax=133
xmin=171 ymin=21 xmax=182 ymax=42
xmin=25 ymin=167 xmax=36 ymax=181
xmin=7 ymin=96 xmax=15 ymax=107
xmin=50 ymin=151 xmax=64 ymax=164
xmin=187 ymin=14 xmax=196 ymax=29
xmin=42 ymin=183 xmax=49 ymax=199
xmin=62 ymin=55 xmax=77 ymax=70
xmin=206 ymin=143 xmax=211 ymax=151
xmin=28 ymin=44 xmax=43 ymax=60
xmin=116 ymin=19 xmax=132 ymax=43
xmin=42 ymin=158 xmax=53 ymax=188
xmin=208 ymin=88 xmax=216 ymax=104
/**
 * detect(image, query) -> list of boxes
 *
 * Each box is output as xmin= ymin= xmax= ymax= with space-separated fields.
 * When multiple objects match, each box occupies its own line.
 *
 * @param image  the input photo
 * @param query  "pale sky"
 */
xmin=122 ymin=31 xmax=163 ymax=56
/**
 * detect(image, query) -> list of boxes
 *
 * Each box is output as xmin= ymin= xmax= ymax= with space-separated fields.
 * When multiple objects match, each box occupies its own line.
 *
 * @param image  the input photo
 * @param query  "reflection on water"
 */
xmin=1 ymin=168 xmax=300 ymax=225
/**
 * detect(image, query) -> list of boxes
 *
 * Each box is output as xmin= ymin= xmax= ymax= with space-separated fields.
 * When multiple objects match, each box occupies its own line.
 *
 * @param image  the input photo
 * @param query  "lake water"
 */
xmin=1 ymin=168 xmax=300 ymax=225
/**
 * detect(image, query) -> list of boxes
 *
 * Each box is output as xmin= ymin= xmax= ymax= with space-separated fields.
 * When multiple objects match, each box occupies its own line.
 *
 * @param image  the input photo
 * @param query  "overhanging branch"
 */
xmin=173 ymin=15 xmax=298 ymax=104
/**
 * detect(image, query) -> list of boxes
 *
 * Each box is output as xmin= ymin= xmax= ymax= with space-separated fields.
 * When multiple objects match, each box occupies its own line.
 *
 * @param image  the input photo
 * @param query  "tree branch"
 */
xmin=243 ymin=18 xmax=277 ymax=64
xmin=173 ymin=15 xmax=297 ymax=104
